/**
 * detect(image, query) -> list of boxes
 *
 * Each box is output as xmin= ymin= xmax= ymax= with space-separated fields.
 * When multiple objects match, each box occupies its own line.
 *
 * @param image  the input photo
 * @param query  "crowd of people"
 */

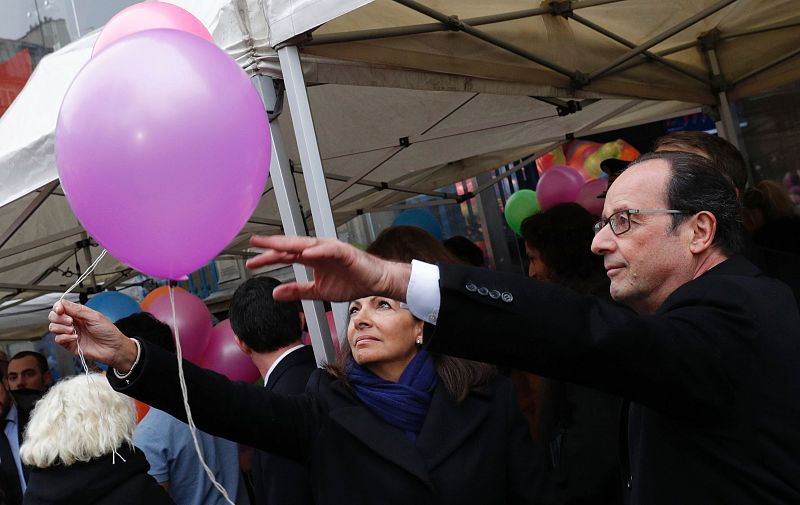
xmin=0 ymin=130 xmax=790 ymax=505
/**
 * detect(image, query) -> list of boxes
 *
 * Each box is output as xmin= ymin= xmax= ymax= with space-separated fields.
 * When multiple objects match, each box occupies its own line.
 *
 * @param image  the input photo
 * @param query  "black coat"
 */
xmin=22 ymin=446 xmax=174 ymax=505
xmin=108 ymin=343 xmax=553 ymax=505
xmin=253 ymin=346 xmax=316 ymax=505
xmin=426 ymin=256 xmax=800 ymax=505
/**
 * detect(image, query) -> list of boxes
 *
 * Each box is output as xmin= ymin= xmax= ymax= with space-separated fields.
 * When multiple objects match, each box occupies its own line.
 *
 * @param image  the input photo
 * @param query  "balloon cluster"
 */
xmin=56 ymin=3 xmax=270 ymax=280
xmin=505 ymin=139 xmax=640 ymax=234
xmin=87 ymin=288 xmax=260 ymax=383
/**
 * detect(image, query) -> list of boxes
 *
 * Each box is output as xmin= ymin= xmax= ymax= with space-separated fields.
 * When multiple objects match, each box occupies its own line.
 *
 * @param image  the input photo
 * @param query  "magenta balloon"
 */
xmin=575 ymin=178 xmax=608 ymax=216
xmin=56 ymin=30 xmax=270 ymax=279
xmin=147 ymin=290 xmax=212 ymax=365
xmin=201 ymin=319 xmax=260 ymax=383
xmin=92 ymin=3 xmax=214 ymax=56
xmin=536 ymin=165 xmax=585 ymax=210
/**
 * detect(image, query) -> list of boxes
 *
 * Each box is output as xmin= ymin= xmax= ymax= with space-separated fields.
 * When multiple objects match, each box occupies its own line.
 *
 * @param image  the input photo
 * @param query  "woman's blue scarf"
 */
xmin=347 ymin=349 xmax=438 ymax=441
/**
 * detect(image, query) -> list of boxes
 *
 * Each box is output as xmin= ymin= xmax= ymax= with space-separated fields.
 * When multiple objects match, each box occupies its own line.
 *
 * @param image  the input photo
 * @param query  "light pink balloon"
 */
xmin=575 ymin=178 xmax=608 ymax=216
xmin=92 ymin=2 xmax=214 ymax=56
xmin=201 ymin=319 xmax=260 ymax=383
xmin=536 ymin=165 xmax=585 ymax=210
xmin=148 ymin=289 xmax=212 ymax=365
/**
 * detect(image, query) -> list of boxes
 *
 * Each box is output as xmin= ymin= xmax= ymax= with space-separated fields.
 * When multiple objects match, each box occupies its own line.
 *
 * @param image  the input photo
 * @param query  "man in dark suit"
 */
xmin=0 ymin=373 xmax=41 ymax=505
xmin=229 ymin=277 xmax=317 ymax=505
xmin=222 ymin=150 xmax=800 ymax=505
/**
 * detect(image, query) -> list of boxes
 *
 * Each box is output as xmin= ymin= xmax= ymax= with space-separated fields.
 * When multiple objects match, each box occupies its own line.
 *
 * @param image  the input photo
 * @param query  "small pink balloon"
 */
xmin=575 ymin=178 xmax=608 ymax=216
xmin=92 ymin=3 xmax=213 ymax=56
xmin=148 ymin=290 xmax=212 ymax=365
xmin=201 ymin=319 xmax=260 ymax=383
xmin=536 ymin=165 xmax=585 ymax=210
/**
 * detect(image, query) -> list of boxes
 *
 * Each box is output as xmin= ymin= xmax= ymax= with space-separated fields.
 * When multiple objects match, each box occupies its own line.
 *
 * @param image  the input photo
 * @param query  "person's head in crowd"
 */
xmin=368 ymin=226 xmax=463 ymax=266
xmin=0 ymin=371 xmax=12 ymax=419
xmin=598 ymin=158 xmax=630 ymax=198
xmin=653 ymin=131 xmax=748 ymax=194
xmin=442 ymin=236 xmax=485 ymax=267
xmin=334 ymin=226 xmax=496 ymax=400
xmin=115 ymin=312 xmax=175 ymax=353
xmin=0 ymin=351 xmax=8 ymax=376
xmin=229 ymin=276 xmax=303 ymax=354
xmin=520 ymin=203 xmax=607 ymax=294
xmin=7 ymin=351 xmax=51 ymax=392
xmin=591 ymin=150 xmax=743 ymax=315
xmin=20 ymin=373 xmax=136 ymax=468
xmin=742 ymin=179 xmax=796 ymax=232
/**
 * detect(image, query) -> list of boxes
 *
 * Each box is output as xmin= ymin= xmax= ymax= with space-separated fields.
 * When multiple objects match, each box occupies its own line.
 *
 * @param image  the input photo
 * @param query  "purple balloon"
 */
xmin=575 ymin=178 xmax=608 ymax=216
xmin=201 ymin=319 xmax=260 ymax=383
xmin=536 ymin=165 xmax=585 ymax=210
xmin=148 ymin=289 xmax=212 ymax=365
xmin=56 ymin=29 xmax=270 ymax=280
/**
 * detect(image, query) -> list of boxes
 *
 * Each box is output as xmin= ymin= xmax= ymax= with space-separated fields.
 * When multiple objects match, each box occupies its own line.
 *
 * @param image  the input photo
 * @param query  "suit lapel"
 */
xmin=415 ymin=383 xmax=490 ymax=470
xmin=328 ymin=385 xmax=434 ymax=488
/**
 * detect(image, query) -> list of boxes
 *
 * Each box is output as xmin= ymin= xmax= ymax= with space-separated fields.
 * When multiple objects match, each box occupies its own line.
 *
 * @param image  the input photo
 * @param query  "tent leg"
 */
xmin=705 ymin=46 xmax=753 ymax=185
xmin=276 ymin=46 xmax=350 ymax=337
xmin=253 ymin=75 xmax=338 ymax=366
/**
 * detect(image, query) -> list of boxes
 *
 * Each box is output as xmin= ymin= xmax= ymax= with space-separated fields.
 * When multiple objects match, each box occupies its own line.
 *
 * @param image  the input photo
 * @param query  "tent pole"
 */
xmin=704 ymin=47 xmax=740 ymax=149
xmin=276 ymin=46 xmax=350 ymax=339
xmin=253 ymin=75 xmax=338 ymax=365
xmin=0 ymin=180 xmax=59 ymax=250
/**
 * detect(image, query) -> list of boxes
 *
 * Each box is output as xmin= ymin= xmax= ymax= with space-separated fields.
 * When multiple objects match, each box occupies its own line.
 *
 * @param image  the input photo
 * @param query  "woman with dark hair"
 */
xmin=517 ymin=203 xmax=622 ymax=505
xmin=41 ymin=226 xmax=553 ymax=505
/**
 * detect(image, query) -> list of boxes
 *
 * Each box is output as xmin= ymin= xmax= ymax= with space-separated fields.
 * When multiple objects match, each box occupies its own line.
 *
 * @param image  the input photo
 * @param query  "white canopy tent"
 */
xmin=0 ymin=0 xmax=797 ymax=353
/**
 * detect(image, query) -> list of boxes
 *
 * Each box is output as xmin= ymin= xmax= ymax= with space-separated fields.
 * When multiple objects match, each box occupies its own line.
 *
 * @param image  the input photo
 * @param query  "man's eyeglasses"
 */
xmin=593 ymin=209 xmax=690 ymax=236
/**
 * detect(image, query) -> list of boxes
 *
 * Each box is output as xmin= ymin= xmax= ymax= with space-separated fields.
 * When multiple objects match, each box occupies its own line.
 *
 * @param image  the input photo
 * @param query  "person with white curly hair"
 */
xmin=19 ymin=373 xmax=174 ymax=505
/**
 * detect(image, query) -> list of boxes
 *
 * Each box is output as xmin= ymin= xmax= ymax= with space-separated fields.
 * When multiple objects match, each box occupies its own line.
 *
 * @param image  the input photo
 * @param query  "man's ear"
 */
xmin=298 ymin=311 xmax=306 ymax=332
xmin=44 ymin=370 xmax=53 ymax=387
xmin=234 ymin=336 xmax=252 ymax=355
xmin=689 ymin=211 xmax=717 ymax=254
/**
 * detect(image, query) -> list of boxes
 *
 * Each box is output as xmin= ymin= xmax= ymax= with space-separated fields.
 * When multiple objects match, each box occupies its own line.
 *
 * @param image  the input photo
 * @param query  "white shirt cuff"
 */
xmin=406 ymin=260 xmax=441 ymax=325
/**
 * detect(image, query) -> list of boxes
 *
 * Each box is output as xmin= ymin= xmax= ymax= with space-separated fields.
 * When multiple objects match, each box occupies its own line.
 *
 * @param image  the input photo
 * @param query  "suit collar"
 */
xmin=265 ymin=345 xmax=315 ymax=389
xmin=702 ymin=255 xmax=760 ymax=278
xmin=328 ymin=380 xmax=490 ymax=486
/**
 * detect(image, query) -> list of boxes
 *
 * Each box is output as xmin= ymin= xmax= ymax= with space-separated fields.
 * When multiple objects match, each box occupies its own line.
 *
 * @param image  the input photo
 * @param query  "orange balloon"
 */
xmin=140 ymin=285 xmax=187 ymax=311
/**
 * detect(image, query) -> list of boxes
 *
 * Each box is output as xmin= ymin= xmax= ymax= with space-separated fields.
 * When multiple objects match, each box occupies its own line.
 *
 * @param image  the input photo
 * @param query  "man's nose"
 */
xmin=591 ymin=225 xmax=615 ymax=255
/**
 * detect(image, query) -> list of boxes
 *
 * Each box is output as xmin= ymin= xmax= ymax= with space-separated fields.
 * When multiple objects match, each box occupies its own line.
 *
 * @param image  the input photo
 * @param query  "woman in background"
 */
xmin=20 ymin=374 xmax=174 ymax=505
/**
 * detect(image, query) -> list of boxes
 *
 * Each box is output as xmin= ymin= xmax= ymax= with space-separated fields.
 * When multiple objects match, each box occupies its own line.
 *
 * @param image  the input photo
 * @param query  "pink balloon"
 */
xmin=201 ymin=320 xmax=260 ymax=383
xmin=148 ymin=289 xmax=212 ymax=365
xmin=536 ymin=165 xmax=585 ymax=210
xmin=575 ymin=179 xmax=608 ymax=216
xmin=56 ymin=30 xmax=270 ymax=280
xmin=92 ymin=3 xmax=213 ymax=56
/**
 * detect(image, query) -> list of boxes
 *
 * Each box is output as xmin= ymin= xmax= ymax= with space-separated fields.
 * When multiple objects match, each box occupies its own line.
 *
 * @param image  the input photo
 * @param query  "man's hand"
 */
xmin=48 ymin=300 xmax=138 ymax=372
xmin=246 ymin=236 xmax=412 ymax=302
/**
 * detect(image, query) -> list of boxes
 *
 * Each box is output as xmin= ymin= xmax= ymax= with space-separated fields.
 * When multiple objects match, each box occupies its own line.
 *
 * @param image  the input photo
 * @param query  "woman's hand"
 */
xmin=247 ymin=235 xmax=412 ymax=303
xmin=48 ymin=300 xmax=139 ymax=372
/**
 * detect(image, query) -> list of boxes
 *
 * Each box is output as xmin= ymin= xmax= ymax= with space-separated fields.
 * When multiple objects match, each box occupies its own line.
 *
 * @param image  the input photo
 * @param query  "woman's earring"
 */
xmin=416 ymin=335 xmax=423 ymax=346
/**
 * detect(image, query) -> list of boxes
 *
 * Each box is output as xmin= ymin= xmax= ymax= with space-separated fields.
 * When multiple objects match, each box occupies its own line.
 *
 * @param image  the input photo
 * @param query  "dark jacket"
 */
xmin=426 ymin=256 xmax=800 ymax=505
xmin=22 ymin=445 xmax=174 ymax=505
xmin=108 ymin=342 xmax=553 ymax=505
xmin=254 ymin=345 xmax=316 ymax=505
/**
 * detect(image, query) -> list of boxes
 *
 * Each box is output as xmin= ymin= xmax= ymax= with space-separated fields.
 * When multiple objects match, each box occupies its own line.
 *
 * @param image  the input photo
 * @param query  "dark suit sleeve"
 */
xmin=107 ymin=341 xmax=322 ymax=462
xmin=427 ymin=264 xmax=758 ymax=417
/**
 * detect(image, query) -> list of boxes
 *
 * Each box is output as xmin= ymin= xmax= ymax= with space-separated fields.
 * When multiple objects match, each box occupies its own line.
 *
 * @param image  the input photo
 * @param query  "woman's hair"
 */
xmin=20 ymin=374 xmax=136 ymax=468
xmin=520 ymin=203 xmax=607 ymax=294
xmin=743 ymin=179 xmax=795 ymax=221
xmin=325 ymin=226 xmax=496 ymax=402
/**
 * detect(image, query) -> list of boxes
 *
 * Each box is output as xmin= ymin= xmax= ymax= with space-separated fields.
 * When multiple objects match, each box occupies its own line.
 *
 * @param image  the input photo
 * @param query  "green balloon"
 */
xmin=504 ymin=189 xmax=541 ymax=235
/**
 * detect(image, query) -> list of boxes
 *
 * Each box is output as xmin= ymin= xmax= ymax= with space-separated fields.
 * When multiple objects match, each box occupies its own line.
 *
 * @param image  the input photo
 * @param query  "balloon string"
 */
xmin=169 ymin=285 xmax=235 ymax=505
xmin=59 ymin=249 xmax=108 ymax=378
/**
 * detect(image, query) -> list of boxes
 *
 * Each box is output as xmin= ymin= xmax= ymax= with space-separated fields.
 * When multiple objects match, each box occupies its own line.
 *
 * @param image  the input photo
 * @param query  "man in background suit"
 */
xmin=230 ymin=277 xmax=316 ymax=505
xmin=0 ymin=374 xmax=40 ymax=505
xmin=234 ymin=150 xmax=800 ymax=505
